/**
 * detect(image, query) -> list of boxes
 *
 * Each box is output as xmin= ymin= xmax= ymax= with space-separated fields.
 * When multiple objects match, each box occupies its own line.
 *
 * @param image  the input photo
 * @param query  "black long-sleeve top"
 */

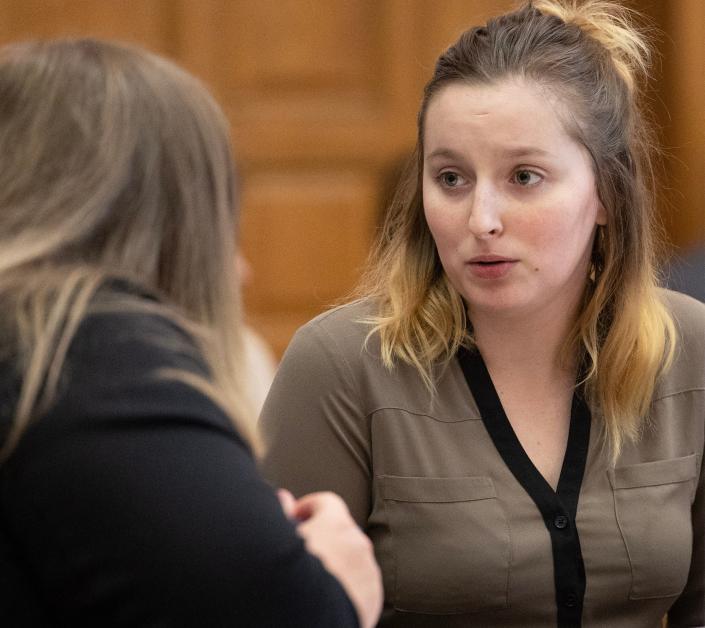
xmin=0 ymin=300 xmax=358 ymax=627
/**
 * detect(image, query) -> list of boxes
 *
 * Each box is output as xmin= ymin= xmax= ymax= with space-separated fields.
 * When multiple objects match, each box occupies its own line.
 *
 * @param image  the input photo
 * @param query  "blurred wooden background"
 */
xmin=1 ymin=0 xmax=702 ymax=357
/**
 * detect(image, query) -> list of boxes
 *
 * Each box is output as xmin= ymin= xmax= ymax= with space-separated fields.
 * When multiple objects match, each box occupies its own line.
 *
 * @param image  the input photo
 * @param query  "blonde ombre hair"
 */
xmin=360 ymin=0 xmax=675 ymax=459
xmin=0 ymin=39 xmax=254 ymax=459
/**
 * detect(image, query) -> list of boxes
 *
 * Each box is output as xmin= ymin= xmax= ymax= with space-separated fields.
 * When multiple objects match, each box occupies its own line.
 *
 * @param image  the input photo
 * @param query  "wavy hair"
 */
xmin=359 ymin=0 xmax=676 ymax=459
xmin=0 ymin=39 xmax=254 ymax=459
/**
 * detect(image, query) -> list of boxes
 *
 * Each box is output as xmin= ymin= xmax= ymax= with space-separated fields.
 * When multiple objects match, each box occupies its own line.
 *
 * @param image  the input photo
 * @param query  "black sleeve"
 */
xmin=0 ymin=311 xmax=359 ymax=628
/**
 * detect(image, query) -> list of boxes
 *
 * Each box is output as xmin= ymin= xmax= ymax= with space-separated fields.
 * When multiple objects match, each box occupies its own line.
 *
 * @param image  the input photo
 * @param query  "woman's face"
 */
xmin=422 ymin=79 xmax=606 ymax=322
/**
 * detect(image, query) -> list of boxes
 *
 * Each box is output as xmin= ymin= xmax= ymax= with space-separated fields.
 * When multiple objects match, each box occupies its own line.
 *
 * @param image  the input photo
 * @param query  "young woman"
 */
xmin=260 ymin=1 xmax=705 ymax=626
xmin=0 ymin=39 xmax=381 ymax=627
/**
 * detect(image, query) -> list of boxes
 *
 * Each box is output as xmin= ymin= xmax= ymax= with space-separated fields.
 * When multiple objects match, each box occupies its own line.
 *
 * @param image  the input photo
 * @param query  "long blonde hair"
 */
xmin=359 ymin=0 xmax=675 ymax=459
xmin=0 ymin=39 xmax=254 ymax=459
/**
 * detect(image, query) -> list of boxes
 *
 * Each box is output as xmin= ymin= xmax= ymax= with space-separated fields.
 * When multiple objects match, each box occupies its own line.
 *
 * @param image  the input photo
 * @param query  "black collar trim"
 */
xmin=457 ymin=345 xmax=591 ymax=628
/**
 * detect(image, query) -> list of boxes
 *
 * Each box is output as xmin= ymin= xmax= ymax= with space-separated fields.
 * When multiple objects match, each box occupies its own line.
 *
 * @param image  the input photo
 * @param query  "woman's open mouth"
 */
xmin=467 ymin=256 xmax=518 ymax=279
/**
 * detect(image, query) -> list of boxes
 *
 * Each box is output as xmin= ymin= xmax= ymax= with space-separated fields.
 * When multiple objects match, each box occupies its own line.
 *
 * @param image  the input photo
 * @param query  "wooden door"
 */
xmin=0 ymin=0 xmax=701 ymax=356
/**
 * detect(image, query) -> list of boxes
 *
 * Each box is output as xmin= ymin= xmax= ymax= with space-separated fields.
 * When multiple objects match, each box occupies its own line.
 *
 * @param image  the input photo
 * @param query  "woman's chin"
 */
xmin=463 ymin=288 xmax=529 ymax=319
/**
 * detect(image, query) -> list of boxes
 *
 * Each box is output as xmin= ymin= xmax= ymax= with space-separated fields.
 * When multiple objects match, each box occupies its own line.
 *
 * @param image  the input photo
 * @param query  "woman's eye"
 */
xmin=439 ymin=171 xmax=464 ymax=187
xmin=512 ymin=169 xmax=542 ymax=186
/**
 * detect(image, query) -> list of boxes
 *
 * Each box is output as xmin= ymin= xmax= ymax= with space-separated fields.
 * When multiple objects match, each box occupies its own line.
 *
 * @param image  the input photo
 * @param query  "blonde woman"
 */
xmin=0 ymin=39 xmax=381 ymax=627
xmin=260 ymin=1 xmax=705 ymax=626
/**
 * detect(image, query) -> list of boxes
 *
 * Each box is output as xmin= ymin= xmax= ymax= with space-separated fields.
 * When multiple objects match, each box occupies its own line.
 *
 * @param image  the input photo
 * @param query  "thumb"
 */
xmin=276 ymin=488 xmax=296 ymax=519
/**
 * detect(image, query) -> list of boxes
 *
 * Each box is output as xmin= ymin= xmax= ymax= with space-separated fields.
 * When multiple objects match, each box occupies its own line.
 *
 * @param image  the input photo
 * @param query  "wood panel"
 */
xmin=0 ymin=0 xmax=700 ymax=358
xmin=0 ymin=0 xmax=173 ymax=54
xmin=415 ymin=0 xmax=516 ymax=65
xmin=178 ymin=1 xmax=391 ymax=166
xmin=662 ymin=0 xmax=705 ymax=249
xmin=239 ymin=169 xmax=378 ymax=355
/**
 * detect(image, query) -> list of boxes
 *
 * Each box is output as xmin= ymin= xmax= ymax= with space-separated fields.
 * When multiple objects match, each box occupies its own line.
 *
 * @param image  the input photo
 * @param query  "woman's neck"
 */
xmin=469 ymin=302 xmax=579 ymax=383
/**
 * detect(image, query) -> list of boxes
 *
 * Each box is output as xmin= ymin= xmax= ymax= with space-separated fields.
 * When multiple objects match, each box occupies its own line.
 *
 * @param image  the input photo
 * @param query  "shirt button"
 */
xmin=565 ymin=593 xmax=578 ymax=608
xmin=553 ymin=514 xmax=569 ymax=529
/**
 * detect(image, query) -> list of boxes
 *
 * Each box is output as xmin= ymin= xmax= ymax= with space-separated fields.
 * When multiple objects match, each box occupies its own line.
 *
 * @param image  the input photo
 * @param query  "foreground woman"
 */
xmin=0 ymin=39 xmax=381 ymax=627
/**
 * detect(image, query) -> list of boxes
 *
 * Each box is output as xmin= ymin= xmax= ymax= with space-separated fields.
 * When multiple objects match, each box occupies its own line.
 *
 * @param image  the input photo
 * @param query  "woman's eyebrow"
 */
xmin=498 ymin=146 xmax=553 ymax=159
xmin=425 ymin=148 xmax=464 ymax=160
xmin=425 ymin=146 xmax=554 ymax=161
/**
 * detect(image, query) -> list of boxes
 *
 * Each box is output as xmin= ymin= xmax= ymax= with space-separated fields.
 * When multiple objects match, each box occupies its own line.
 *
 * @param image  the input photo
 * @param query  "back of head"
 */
xmin=0 ymin=38 xmax=237 ymax=318
xmin=0 ymin=39 xmax=249 ymax=456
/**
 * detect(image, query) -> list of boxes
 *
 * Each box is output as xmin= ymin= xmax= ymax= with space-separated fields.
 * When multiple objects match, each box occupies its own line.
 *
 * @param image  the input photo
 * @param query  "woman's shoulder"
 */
xmin=660 ymin=288 xmax=705 ymax=343
xmin=53 ymin=287 xmax=230 ymax=428
xmin=306 ymin=297 xmax=378 ymax=329
xmin=273 ymin=298 xmax=386 ymax=395
xmin=293 ymin=297 xmax=380 ymax=356
xmin=661 ymin=285 xmax=705 ymax=313
xmin=656 ymin=288 xmax=705 ymax=397
xmin=79 ymin=291 xmax=206 ymax=376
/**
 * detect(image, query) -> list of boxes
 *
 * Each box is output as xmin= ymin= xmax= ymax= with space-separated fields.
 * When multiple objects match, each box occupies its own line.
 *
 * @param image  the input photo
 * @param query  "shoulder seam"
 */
xmin=653 ymin=387 xmax=705 ymax=402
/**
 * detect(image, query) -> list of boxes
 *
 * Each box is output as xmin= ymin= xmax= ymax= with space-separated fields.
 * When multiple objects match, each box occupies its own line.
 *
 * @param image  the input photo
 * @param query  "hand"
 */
xmin=285 ymin=491 xmax=382 ymax=628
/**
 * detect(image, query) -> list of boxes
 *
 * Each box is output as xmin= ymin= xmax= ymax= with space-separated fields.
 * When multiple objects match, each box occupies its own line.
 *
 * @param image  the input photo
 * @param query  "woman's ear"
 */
xmin=596 ymin=202 xmax=607 ymax=226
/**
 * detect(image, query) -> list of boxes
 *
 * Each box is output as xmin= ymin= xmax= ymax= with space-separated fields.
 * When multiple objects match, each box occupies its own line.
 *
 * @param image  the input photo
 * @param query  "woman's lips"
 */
xmin=467 ymin=257 xmax=518 ymax=279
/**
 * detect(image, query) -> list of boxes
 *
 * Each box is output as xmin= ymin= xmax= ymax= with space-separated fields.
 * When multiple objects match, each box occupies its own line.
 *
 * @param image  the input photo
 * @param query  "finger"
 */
xmin=292 ymin=491 xmax=346 ymax=522
xmin=276 ymin=488 xmax=296 ymax=518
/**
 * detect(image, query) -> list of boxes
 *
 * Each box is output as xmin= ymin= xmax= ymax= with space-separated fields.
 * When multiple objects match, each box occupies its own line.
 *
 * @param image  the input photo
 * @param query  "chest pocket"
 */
xmin=378 ymin=475 xmax=510 ymax=614
xmin=609 ymin=453 xmax=699 ymax=599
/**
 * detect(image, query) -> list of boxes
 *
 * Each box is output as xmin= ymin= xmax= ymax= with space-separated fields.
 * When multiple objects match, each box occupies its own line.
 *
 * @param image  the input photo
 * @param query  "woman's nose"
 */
xmin=467 ymin=184 xmax=503 ymax=239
